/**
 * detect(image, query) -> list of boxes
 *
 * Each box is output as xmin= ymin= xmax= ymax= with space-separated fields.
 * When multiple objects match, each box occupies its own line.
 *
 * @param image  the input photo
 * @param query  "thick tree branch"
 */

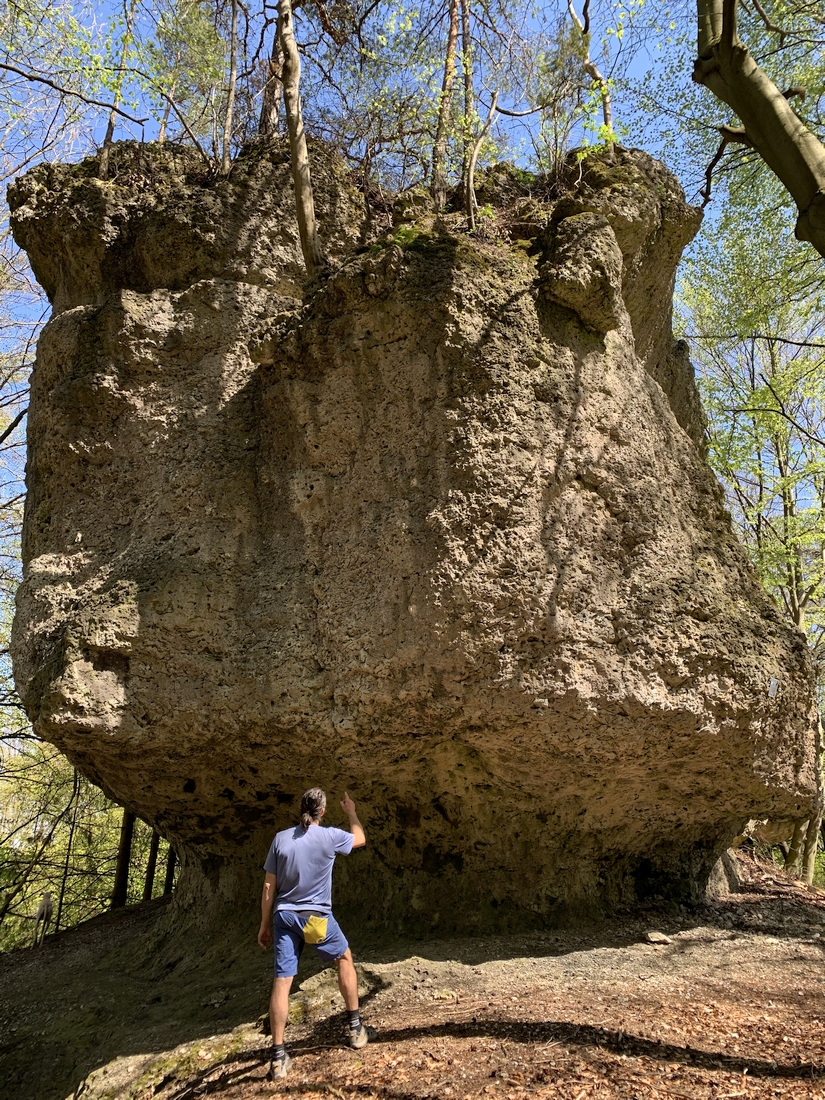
xmin=718 ymin=124 xmax=752 ymax=145
xmin=721 ymin=0 xmax=738 ymax=52
xmin=568 ymin=0 xmax=614 ymax=157
xmin=694 ymin=0 xmax=825 ymax=255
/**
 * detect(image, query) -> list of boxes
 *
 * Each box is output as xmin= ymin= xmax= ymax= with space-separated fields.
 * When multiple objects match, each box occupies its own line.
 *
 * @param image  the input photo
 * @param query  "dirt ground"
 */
xmin=2 ymin=852 xmax=824 ymax=1100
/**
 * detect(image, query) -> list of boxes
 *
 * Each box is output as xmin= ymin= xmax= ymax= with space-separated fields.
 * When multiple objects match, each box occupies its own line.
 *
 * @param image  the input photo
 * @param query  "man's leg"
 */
xmin=335 ymin=949 xmax=374 ymax=1048
xmin=335 ymin=948 xmax=359 ymax=1011
xmin=269 ymin=914 xmax=301 ymax=1079
xmin=270 ymin=975 xmax=294 ymax=1046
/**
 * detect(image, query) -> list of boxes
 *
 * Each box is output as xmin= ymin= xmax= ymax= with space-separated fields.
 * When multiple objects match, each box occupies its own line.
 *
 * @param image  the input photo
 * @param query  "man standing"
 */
xmin=258 ymin=787 xmax=373 ymax=1079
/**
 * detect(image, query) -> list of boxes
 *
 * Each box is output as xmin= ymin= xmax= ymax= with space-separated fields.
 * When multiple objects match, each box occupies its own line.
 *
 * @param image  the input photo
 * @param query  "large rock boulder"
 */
xmin=8 ymin=141 xmax=819 ymax=932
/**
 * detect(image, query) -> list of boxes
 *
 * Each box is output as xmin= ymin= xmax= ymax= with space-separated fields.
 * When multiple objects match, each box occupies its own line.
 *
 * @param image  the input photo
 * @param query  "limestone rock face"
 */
xmin=9 ymin=142 xmax=818 ymax=931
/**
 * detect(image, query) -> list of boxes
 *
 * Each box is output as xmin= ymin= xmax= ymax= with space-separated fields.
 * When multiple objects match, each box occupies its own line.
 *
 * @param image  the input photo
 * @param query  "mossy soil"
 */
xmin=1 ymin=854 xmax=824 ymax=1100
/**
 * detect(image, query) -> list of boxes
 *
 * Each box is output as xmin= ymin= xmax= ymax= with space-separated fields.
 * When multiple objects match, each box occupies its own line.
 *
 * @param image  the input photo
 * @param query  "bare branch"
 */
xmin=581 ymin=0 xmax=591 ymax=37
xmin=700 ymin=136 xmax=730 ymax=207
xmin=0 ymin=62 xmax=146 ymax=125
xmin=0 ymin=406 xmax=27 ymax=448
xmin=749 ymin=0 xmax=787 ymax=43
xmin=737 ymin=395 xmax=825 ymax=449
xmin=124 ymin=69 xmax=213 ymax=167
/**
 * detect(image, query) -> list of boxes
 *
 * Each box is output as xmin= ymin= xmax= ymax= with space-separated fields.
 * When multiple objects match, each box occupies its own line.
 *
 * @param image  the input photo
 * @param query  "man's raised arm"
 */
xmin=341 ymin=792 xmax=365 ymax=848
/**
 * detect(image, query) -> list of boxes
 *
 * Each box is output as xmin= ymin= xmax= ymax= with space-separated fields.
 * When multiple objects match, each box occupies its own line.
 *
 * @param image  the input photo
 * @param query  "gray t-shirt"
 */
xmin=263 ymin=823 xmax=354 ymax=912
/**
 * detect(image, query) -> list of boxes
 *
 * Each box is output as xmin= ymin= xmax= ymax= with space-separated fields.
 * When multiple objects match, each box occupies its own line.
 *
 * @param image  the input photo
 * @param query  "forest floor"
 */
xmin=1 ymin=852 xmax=824 ymax=1100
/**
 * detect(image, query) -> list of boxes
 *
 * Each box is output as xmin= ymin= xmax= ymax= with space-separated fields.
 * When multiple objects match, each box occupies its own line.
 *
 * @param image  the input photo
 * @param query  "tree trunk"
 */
xmin=158 ymin=75 xmax=178 ymax=144
xmin=802 ymin=810 xmax=821 ymax=885
xmin=694 ymin=0 xmax=825 ymax=257
xmin=111 ymin=809 xmax=136 ymax=909
xmin=277 ymin=0 xmax=326 ymax=277
xmin=459 ymin=0 xmax=474 ymax=211
xmin=163 ymin=845 xmax=177 ymax=895
xmin=259 ymin=25 xmax=285 ymax=137
xmin=99 ymin=0 xmax=139 ymax=180
xmin=567 ymin=1 xmax=614 ymax=161
xmin=55 ymin=770 xmax=79 ymax=932
xmin=143 ymin=830 xmax=161 ymax=901
xmin=466 ymin=92 xmax=498 ymax=229
xmin=221 ymin=0 xmax=239 ymax=176
xmin=785 ymin=818 xmax=807 ymax=877
xmin=431 ymin=0 xmax=460 ymax=213
xmin=804 ymin=712 xmax=824 ymax=885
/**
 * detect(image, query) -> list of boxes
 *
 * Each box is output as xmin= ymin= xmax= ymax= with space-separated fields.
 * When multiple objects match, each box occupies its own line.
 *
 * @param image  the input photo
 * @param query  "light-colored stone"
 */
xmin=645 ymin=931 xmax=673 ymax=945
xmin=705 ymin=849 xmax=742 ymax=899
xmin=8 ymin=142 xmax=819 ymax=932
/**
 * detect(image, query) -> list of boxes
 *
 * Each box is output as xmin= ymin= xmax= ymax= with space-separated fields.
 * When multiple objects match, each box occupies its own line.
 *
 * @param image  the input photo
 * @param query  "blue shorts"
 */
xmin=273 ymin=909 xmax=349 ymax=977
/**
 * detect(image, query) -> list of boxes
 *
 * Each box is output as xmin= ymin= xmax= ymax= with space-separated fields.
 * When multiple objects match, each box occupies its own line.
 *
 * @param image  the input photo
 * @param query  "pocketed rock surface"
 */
xmin=7 ymin=140 xmax=819 ymax=931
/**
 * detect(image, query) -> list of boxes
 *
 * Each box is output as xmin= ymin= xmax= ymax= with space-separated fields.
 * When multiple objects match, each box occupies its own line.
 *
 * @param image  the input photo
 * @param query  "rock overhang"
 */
xmin=8 ymin=139 xmax=819 ymax=930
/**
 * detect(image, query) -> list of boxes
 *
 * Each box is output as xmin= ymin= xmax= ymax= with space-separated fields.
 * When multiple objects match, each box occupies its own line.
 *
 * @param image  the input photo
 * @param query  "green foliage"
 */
xmin=144 ymin=0 xmax=226 ymax=143
xmin=679 ymin=174 xmax=825 ymax=672
xmin=0 ymin=740 xmax=174 ymax=951
xmin=392 ymin=224 xmax=421 ymax=247
xmin=528 ymin=20 xmax=589 ymax=175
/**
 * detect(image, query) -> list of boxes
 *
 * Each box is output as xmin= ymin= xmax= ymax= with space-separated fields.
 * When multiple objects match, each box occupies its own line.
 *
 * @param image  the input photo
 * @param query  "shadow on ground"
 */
xmin=2 ymin=862 xmax=824 ymax=1100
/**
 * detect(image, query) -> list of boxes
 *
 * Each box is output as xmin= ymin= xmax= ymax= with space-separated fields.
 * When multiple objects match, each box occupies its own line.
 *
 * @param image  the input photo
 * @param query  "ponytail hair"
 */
xmin=300 ymin=787 xmax=326 ymax=830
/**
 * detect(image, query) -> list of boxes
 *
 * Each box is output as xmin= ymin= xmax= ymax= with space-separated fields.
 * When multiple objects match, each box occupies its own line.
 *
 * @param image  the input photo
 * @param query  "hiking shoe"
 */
xmin=267 ymin=1052 xmax=292 ymax=1080
xmin=348 ymin=1022 xmax=376 ymax=1049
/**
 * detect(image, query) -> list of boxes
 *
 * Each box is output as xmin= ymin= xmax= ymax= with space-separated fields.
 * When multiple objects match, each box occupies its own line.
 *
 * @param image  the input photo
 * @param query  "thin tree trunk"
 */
xmin=143 ymin=830 xmax=161 ymax=901
xmin=459 ymin=0 xmax=474 ymax=208
xmin=466 ymin=92 xmax=498 ymax=228
xmin=567 ymin=0 xmax=614 ymax=161
xmin=158 ymin=75 xmax=179 ymax=143
xmin=431 ymin=0 xmax=460 ymax=212
xmin=99 ymin=0 xmax=139 ymax=180
xmin=55 ymin=770 xmax=79 ymax=933
xmin=785 ymin=819 xmax=807 ymax=877
xmin=111 ymin=809 xmax=136 ymax=909
xmin=221 ymin=0 xmax=239 ymax=175
xmin=259 ymin=25 xmax=285 ymax=137
xmin=694 ymin=0 xmax=825 ymax=257
xmin=163 ymin=845 xmax=177 ymax=895
xmin=802 ymin=810 xmax=822 ymax=885
xmin=277 ymin=0 xmax=326 ymax=277
xmin=804 ymin=712 xmax=824 ymax=885
xmin=158 ymin=99 xmax=173 ymax=144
